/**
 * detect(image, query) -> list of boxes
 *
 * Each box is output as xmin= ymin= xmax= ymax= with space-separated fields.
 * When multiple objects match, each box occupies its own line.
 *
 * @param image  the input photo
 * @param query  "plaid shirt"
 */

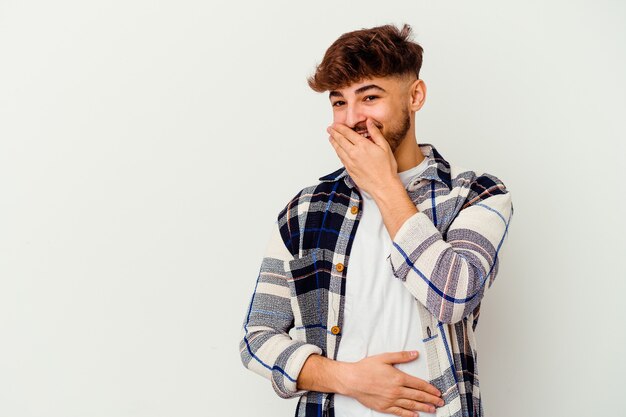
xmin=240 ymin=143 xmax=514 ymax=417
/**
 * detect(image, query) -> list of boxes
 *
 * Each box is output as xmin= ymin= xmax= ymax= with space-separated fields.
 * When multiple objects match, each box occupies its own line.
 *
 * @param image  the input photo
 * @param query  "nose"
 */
xmin=344 ymin=103 xmax=367 ymax=130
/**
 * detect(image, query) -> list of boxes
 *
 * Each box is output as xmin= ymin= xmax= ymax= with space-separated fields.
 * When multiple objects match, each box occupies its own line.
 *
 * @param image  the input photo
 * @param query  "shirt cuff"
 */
xmin=271 ymin=342 xmax=323 ymax=399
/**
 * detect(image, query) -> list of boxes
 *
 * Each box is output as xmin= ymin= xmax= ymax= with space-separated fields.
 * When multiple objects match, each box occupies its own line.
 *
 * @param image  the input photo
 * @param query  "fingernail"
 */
xmin=410 ymin=350 xmax=418 ymax=357
xmin=438 ymin=399 xmax=444 ymax=406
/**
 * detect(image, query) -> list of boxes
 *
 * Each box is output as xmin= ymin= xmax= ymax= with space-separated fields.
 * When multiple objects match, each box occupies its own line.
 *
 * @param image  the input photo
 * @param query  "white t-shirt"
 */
xmin=334 ymin=155 xmax=435 ymax=417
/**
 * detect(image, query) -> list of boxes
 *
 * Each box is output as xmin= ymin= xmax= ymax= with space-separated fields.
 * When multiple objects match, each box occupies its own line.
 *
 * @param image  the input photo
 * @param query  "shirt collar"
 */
xmin=318 ymin=143 xmax=451 ymax=191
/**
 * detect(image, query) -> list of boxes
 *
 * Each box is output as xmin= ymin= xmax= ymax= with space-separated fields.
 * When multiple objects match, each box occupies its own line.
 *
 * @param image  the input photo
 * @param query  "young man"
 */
xmin=240 ymin=23 xmax=514 ymax=417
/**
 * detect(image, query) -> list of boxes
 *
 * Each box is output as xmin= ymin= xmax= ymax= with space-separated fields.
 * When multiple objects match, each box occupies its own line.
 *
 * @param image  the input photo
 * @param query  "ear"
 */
xmin=409 ymin=79 xmax=427 ymax=112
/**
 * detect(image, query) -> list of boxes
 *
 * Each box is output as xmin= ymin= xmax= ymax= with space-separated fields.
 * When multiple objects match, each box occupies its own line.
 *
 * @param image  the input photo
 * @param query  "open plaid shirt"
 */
xmin=240 ymin=143 xmax=514 ymax=417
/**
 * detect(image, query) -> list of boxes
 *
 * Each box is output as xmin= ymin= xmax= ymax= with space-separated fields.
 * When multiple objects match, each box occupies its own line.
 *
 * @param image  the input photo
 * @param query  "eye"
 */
xmin=332 ymin=101 xmax=345 ymax=107
xmin=364 ymin=95 xmax=378 ymax=101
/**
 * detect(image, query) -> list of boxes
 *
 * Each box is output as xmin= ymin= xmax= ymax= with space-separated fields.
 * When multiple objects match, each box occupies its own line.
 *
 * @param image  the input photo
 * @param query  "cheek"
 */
xmin=331 ymin=111 xmax=344 ymax=124
xmin=365 ymin=108 xmax=389 ymax=127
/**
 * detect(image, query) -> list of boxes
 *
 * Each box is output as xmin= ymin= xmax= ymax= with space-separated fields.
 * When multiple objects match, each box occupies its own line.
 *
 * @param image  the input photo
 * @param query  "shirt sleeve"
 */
xmin=387 ymin=173 xmax=514 ymax=324
xmin=239 ymin=219 xmax=323 ymax=399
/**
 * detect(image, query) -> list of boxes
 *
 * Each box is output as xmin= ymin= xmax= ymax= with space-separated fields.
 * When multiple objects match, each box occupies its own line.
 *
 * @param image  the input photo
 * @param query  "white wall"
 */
xmin=1 ymin=1 xmax=624 ymax=416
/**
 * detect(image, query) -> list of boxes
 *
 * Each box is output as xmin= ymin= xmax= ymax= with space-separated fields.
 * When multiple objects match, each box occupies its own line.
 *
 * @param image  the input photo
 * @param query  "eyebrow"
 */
xmin=329 ymin=84 xmax=387 ymax=99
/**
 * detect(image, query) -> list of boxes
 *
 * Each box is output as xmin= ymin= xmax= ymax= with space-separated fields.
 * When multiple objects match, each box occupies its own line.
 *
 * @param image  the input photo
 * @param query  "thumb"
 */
xmin=378 ymin=350 xmax=419 ymax=364
xmin=366 ymin=118 xmax=388 ymax=148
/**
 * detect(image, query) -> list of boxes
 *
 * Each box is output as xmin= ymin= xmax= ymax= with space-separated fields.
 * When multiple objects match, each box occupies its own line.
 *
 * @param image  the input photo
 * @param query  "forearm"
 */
xmin=241 ymin=234 xmax=325 ymax=399
xmin=371 ymin=179 xmax=418 ymax=241
xmin=386 ymin=190 xmax=513 ymax=324
xmin=296 ymin=354 xmax=349 ymax=394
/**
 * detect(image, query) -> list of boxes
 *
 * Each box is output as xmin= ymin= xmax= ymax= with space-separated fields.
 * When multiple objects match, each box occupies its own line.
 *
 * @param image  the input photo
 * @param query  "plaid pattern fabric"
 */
xmin=240 ymin=143 xmax=514 ymax=417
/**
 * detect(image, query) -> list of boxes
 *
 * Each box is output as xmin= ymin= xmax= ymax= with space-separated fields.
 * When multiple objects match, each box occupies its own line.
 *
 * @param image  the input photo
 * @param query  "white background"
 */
xmin=1 ymin=1 xmax=625 ymax=416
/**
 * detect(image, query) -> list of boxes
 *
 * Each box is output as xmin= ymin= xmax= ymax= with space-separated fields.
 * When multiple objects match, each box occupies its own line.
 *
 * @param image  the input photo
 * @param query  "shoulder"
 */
xmin=468 ymin=171 xmax=511 ymax=208
xmin=449 ymin=162 xmax=510 ymax=196
xmin=275 ymin=182 xmax=325 ymax=223
xmin=276 ymin=166 xmax=351 ymax=221
xmin=450 ymin=165 xmax=513 ymax=218
xmin=274 ymin=179 xmax=337 ymax=258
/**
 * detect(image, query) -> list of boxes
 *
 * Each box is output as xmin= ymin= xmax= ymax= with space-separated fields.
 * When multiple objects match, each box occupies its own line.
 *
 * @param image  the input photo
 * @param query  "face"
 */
xmin=328 ymin=74 xmax=419 ymax=153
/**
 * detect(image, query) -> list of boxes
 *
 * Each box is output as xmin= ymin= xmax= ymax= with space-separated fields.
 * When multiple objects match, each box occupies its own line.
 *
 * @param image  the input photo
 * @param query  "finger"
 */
xmin=399 ymin=386 xmax=445 ymax=407
xmin=328 ymin=126 xmax=355 ymax=151
xmin=377 ymin=350 xmax=419 ymax=364
xmin=326 ymin=127 xmax=353 ymax=153
xmin=330 ymin=123 xmax=363 ymax=146
xmin=386 ymin=406 xmax=420 ymax=417
xmin=395 ymin=398 xmax=437 ymax=414
xmin=328 ymin=135 xmax=351 ymax=166
xmin=401 ymin=374 xmax=442 ymax=398
xmin=366 ymin=118 xmax=387 ymax=148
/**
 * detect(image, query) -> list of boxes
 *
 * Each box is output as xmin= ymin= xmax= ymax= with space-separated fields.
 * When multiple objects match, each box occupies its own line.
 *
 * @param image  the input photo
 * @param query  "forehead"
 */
xmin=329 ymin=75 xmax=400 ymax=98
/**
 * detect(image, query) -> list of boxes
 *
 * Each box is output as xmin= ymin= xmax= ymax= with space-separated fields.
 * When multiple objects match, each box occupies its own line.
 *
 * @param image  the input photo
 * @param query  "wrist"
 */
xmin=298 ymin=354 xmax=351 ymax=394
xmin=370 ymin=176 xmax=404 ymax=202
xmin=370 ymin=180 xmax=418 ymax=240
xmin=334 ymin=360 xmax=353 ymax=396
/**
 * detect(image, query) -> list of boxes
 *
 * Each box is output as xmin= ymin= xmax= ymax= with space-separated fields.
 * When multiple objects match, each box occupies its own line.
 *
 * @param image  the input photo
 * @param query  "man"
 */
xmin=240 ymin=23 xmax=513 ymax=417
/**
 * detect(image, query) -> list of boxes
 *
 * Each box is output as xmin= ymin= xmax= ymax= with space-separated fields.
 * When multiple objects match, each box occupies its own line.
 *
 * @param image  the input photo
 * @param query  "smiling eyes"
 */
xmin=332 ymin=95 xmax=379 ymax=107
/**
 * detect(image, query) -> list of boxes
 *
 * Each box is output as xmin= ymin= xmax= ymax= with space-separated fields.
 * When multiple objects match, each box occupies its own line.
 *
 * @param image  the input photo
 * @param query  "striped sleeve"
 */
xmin=388 ymin=173 xmax=514 ymax=324
xmin=239 ymin=219 xmax=323 ymax=399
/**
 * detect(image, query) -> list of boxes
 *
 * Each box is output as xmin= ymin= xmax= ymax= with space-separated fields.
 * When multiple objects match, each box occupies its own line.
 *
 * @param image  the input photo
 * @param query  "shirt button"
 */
xmin=350 ymin=205 xmax=359 ymax=214
xmin=336 ymin=263 xmax=344 ymax=272
xmin=331 ymin=325 xmax=341 ymax=335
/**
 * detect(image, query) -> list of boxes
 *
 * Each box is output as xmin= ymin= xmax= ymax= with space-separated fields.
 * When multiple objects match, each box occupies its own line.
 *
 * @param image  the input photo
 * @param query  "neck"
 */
xmin=393 ymin=128 xmax=425 ymax=172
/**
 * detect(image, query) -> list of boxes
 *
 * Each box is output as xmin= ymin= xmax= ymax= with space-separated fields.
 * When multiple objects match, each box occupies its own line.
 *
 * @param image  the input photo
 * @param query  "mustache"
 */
xmin=353 ymin=122 xmax=382 ymax=132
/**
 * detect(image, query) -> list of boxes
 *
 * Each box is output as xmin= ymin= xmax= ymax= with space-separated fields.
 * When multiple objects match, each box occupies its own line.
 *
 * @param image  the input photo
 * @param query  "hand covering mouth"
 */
xmin=355 ymin=130 xmax=371 ymax=138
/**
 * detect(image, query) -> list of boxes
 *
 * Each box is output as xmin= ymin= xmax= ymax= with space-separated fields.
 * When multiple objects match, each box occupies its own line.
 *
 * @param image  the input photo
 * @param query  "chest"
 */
xmin=285 ymin=179 xmax=467 ymax=355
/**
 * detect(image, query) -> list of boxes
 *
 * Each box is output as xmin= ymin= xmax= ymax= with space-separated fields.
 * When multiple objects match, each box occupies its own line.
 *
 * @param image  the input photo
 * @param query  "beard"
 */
xmin=354 ymin=108 xmax=411 ymax=153
xmin=382 ymin=107 xmax=411 ymax=153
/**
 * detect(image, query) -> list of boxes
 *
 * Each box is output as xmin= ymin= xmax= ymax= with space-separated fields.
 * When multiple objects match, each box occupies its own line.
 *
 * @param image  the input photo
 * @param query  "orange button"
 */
xmin=330 ymin=325 xmax=341 ymax=335
xmin=336 ymin=263 xmax=344 ymax=272
xmin=350 ymin=205 xmax=359 ymax=215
